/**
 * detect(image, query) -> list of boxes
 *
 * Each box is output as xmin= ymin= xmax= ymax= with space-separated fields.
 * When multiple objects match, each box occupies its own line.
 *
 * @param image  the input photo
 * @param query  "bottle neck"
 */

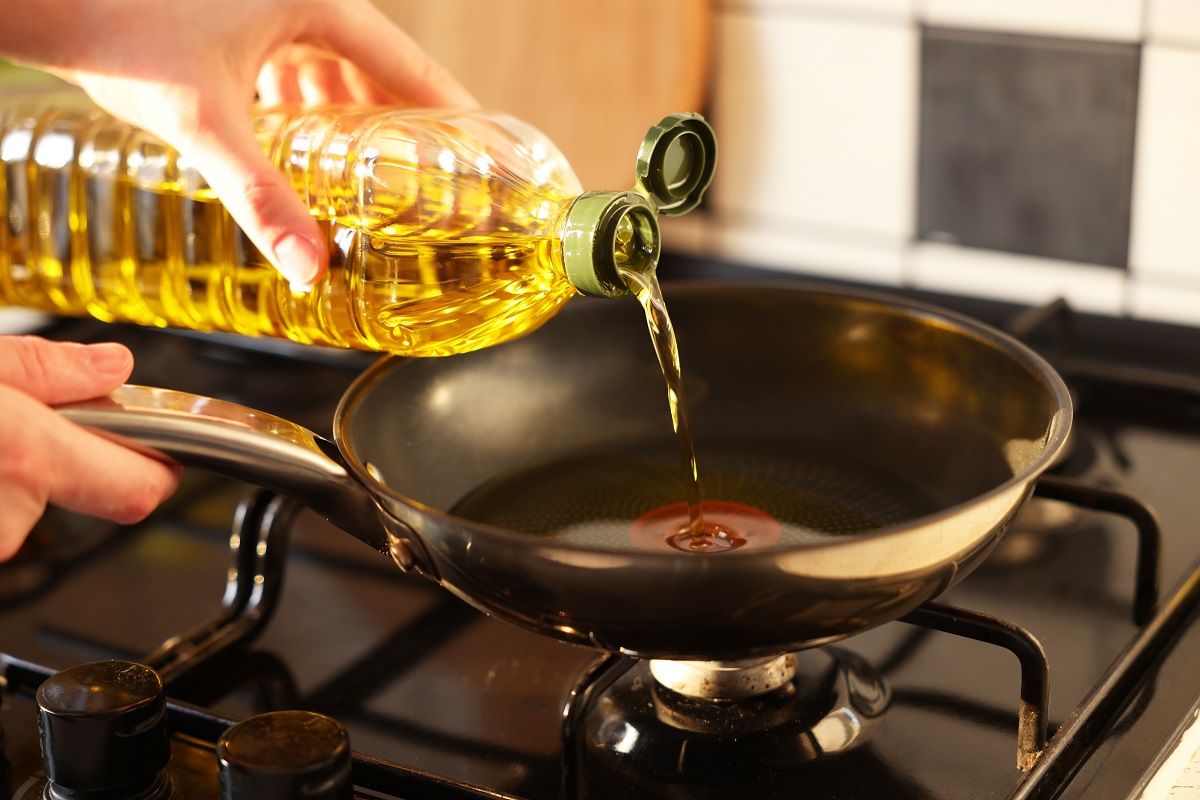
xmin=558 ymin=191 xmax=661 ymax=299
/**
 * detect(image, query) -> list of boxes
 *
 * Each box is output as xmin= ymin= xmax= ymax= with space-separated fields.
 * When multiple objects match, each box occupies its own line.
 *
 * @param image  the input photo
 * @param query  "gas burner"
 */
xmin=989 ymin=421 xmax=1127 ymax=568
xmin=988 ymin=496 xmax=1089 ymax=568
xmin=584 ymin=649 xmax=887 ymax=794
xmin=0 ymin=510 xmax=120 ymax=609
xmin=649 ymin=654 xmax=797 ymax=700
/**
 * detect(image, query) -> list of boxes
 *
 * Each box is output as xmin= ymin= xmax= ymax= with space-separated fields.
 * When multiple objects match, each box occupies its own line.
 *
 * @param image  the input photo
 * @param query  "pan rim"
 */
xmin=333 ymin=279 xmax=1074 ymax=563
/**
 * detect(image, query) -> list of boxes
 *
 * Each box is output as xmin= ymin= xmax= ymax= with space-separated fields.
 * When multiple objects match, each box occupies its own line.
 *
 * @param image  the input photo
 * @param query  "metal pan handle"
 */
xmin=57 ymin=384 xmax=392 ymax=557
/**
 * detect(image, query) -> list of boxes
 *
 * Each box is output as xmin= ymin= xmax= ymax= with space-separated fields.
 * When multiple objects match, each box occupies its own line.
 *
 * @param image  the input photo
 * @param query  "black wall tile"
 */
xmin=918 ymin=27 xmax=1140 ymax=268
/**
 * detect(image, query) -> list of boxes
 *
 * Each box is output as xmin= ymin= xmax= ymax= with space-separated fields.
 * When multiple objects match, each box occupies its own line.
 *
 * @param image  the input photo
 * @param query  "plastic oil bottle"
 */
xmin=0 ymin=100 xmax=715 ymax=356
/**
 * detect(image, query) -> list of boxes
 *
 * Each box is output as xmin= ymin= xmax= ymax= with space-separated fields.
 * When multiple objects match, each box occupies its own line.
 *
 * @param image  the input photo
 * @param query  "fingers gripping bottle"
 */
xmin=0 ymin=102 xmax=715 ymax=356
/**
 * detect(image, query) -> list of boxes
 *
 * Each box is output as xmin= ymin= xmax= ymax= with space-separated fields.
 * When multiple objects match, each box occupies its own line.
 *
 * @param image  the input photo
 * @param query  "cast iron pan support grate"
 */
xmin=1032 ymin=475 xmax=1160 ymax=626
xmin=142 ymin=488 xmax=297 ymax=691
xmin=557 ymin=475 xmax=1163 ymax=794
xmin=901 ymin=603 xmax=1049 ymax=771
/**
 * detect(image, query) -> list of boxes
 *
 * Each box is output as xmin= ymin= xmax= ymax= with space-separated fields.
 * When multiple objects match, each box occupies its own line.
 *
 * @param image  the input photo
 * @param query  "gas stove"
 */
xmin=3 ymin=256 xmax=1200 ymax=799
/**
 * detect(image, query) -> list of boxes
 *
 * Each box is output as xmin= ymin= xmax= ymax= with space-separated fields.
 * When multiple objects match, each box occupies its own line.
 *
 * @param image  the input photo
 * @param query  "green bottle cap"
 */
xmin=635 ymin=112 xmax=717 ymax=216
xmin=561 ymin=113 xmax=716 ymax=298
xmin=562 ymin=191 xmax=659 ymax=299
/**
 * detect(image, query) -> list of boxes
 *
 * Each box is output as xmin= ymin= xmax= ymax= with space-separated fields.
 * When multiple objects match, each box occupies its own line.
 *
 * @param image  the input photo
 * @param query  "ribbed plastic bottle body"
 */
xmin=0 ymin=102 xmax=585 ymax=356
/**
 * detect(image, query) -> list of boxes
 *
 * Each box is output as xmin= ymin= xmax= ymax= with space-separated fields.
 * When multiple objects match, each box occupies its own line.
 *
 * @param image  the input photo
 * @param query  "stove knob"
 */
xmin=218 ymin=710 xmax=352 ymax=800
xmin=36 ymin=660 xmax=171 ymax=798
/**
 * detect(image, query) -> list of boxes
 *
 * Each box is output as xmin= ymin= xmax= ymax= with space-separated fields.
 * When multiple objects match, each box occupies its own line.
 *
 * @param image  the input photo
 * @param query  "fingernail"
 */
xmin=80 ymin=342 xmax=132 ymax=374
xmin=273 ymin=234 xmax=322 ymax=291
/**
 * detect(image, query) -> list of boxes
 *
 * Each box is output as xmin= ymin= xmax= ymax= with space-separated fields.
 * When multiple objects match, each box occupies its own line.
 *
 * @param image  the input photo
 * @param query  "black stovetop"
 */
xmin=3 ymin=258 xmax=1200 ymax=799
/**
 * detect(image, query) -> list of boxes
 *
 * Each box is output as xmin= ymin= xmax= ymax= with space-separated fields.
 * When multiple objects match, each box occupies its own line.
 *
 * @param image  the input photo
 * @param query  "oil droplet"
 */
xmin=629 ymin=501 xmax=781 ymax=554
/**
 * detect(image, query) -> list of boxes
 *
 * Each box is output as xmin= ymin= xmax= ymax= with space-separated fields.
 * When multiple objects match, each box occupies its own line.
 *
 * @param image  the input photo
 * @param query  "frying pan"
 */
xmin=60 ymin=282 xmax=1072 ymax=661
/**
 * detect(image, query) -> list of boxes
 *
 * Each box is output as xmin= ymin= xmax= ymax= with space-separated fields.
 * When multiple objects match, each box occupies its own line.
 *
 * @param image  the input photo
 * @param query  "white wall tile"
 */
xmin=701 ymin=0 xmax=1200 ymax=326
xmin=1129 ymin=45 xmax=1200 ymax=284
xmin=707 ymin=11 xmax=917 ymax=243
xmin=709 ymin=217 xmax=909 ymax=286
xmin=1146 ymin=0 xmax=1200 ymax=46
xmin=912 ymin=242 xmax=1127 ymax=314
xmin=921 ymin=0 xmax=1143 ymax=42
xmin=1128 ymin=275 xmax=1200 ymax=325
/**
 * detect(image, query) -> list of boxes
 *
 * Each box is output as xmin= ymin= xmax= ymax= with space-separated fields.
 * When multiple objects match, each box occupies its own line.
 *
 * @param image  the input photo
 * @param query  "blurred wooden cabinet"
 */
xmin=374 ymin=0 xmax=712 ymax=190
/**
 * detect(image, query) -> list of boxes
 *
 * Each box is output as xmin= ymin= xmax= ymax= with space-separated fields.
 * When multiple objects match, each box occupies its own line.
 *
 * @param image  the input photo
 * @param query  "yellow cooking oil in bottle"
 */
xmin=0 ymin=100 xmax=715 ymax=356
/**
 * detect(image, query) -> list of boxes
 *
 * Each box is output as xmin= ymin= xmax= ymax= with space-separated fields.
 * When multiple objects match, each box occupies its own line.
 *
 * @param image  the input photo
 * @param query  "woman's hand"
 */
xmin=0 ymin=0 xmax=476 ymax=288
xmin=0 ymin=336 xmax=181 ymax=560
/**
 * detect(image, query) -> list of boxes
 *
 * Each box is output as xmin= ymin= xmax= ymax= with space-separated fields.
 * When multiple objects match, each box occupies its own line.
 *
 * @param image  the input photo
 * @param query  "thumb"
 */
xmin=0 ymin=337 xmax=134 ymax=405
xmin=183 ymin=113 xmax=326 ymax=288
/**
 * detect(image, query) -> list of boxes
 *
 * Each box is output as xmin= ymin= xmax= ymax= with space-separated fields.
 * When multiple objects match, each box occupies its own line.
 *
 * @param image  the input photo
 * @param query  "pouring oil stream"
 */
xmin=617 ymin=238 xmax=746 ymax=552
xmin=616 ymin=263 xmax=703 ymax=519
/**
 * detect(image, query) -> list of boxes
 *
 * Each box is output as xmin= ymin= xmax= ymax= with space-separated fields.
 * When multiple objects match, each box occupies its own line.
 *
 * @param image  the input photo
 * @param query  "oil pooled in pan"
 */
xmin=449 ymin=444 xmax=942 ymax=553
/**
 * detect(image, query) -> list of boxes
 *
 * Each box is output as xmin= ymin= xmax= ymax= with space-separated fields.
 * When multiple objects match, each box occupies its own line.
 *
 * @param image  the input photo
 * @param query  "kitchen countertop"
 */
xmin=1139 ymin=705 xmax=1200 ymax=799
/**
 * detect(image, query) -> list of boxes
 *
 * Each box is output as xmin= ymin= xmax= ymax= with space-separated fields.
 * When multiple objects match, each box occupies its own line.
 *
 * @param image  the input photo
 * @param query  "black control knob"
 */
xmin=36 ymin=660 xmax=171 ymax=799
xmin=218 ymin=710 xmax=352 ymax=800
